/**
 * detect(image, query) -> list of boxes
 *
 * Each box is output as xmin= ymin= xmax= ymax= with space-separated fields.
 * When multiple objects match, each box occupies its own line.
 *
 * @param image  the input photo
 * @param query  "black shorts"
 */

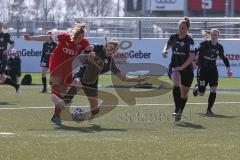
xmin=197 ymin=68 xmax=218 ymax=93
xmin=0 ymin=60 xmax=7 ymax=74
xmin=168 ymin=68 xmax=194 ymax=87
xmin=73 ymin=69 xmax=98 ymax=97
xmin=41 ymin=55 xmax=51 ymax=68
xmin=0 ymin=53 xmax=7 ymax=74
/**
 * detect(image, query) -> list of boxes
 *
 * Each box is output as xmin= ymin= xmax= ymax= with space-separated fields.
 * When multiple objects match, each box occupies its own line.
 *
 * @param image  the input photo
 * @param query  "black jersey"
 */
xmin=196 ymin=40 xmax=229 ymax=71
xmin=0 ymin=32 xmax=14 ymax=52
xmin=93 ymin=45 xmax=120 ymax=74
xmin=0 ymin=32 xmax=14 ymax=62
xmin=167 ymin=34 xmax=195 ymax=71
xmin=7 ymin=56 xmax=21 ymax=77
xmin=76 ymin=44 xmax=120 ymax=79
xmin=41 ymin=41 xmax=57 ymax=63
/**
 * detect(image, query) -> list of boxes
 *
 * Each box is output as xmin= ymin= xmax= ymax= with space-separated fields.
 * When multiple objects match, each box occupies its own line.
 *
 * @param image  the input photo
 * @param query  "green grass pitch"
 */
xmin=0 ymin=74 xmax=239 ymax=160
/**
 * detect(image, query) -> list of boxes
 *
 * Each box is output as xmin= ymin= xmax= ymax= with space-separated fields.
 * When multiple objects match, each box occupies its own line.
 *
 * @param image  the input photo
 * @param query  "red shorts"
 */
xmin=49 ymin=54 xmax=73 ymax=97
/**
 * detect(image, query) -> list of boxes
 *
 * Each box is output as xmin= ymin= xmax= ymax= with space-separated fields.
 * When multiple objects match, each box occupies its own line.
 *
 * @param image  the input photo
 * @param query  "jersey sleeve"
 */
xmin=5 ymin=33 xmax=14 ymax=44
xmin=219 ymin=44 xmax=224 ymax=56
xmin=189 ymin=37 xmax=196 ymax=53
xmin=196 ymin=41 xmax=206 ymax=53
xmin=53 ymin=42 xmax=57 ymax=48
xmin=167 ymin=35 xmax=174 ymax=46
xmin=81 ymin=38 xmax=90 ymax=50
xmin=56 ymin=33 xmax=69 ymax=43
xmin=41 ymin=42 xmax=46 ymax=62
xmin=219 ymin=44 xmax=230 ymax=68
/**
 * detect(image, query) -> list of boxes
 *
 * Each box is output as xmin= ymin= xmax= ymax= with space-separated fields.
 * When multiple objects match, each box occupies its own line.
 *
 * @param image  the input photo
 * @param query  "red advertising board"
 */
xmin=188 ymin=0 xmax=240 ymax=12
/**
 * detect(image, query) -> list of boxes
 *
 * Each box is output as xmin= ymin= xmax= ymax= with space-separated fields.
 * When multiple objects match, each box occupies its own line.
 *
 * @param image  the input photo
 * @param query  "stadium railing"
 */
xmin=5 ymin=17 xmax=240 ymax=39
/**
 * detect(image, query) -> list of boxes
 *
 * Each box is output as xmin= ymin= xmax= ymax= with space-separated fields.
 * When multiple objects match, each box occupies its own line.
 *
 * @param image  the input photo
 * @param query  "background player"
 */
xmin=0 ymin=21 xmax=20 ymax=94
xmin=40 ymin=32 xmax=57 ymax=93
xmin=162 ymin=17 xmax=196 ymax=121
xmin=193 ymin=29 xmax=233 ymax=115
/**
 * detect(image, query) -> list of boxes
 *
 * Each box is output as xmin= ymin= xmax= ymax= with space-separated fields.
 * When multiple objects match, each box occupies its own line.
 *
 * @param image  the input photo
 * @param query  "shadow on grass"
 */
xmin=197 ymin=113 xmax=238 ymax=119
xmin=0 ymin=102 xmax=16 ymax=106
xmin=176 ymin=122 xmax=206 ymax=129
xmin=57 ymin=124 xmax=127 ymax=133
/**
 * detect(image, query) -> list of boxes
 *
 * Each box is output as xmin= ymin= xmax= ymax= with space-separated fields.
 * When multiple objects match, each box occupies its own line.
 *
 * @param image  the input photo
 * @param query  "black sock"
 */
xmin=180 ymin=97 xmax=188 ymax=113
xmin=63 ymin=86 xmax=78 ymax=101
xmin=208 ymin=92 xmax=216 ymax=110
xmin=173 ymin=87 xmax=181 ymax=113
xmin=42 ymin=77 xmax=47 ymax=89
xmin=4 ymin=77 xmax=18 ymax=88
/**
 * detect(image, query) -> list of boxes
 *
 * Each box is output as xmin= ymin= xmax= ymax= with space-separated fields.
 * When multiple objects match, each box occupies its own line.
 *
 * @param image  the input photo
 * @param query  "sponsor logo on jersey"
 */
xmin=180 ymin=42 xmax=185 ymax=46
xmin=63 ymin=47 xmax=78 ymax=55
xmin=173 ymin=51 xmax=186 ymax=55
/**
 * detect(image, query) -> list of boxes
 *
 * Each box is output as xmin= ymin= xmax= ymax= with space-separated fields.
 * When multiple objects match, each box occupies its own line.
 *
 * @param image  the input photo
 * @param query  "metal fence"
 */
xmin=5 ymin=17 xmax=240 ymax=39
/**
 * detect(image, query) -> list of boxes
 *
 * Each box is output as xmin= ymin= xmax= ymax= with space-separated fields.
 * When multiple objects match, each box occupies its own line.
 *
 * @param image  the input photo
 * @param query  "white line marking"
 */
xmin=0 ymin=101 xmax=240 ymax=110
xmin=0 ymin=132 xmax=14 ymax=135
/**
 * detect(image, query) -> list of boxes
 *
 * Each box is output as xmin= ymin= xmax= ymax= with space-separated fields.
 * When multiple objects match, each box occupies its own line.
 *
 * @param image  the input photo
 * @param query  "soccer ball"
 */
xmin=71 ymin=107 xmax=86 ymax=122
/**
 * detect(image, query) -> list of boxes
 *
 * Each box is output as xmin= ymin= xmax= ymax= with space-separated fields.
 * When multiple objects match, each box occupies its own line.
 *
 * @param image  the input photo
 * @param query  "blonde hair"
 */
xmin=201 ymin=29 xmax=220 ymax=38
xmin=108 ymin=38 xmax=120 ymax=51
xmin=70 ymin=23 xmax=86 ymax=41
xmin=109 ymin=38 xmax=119 ymax=46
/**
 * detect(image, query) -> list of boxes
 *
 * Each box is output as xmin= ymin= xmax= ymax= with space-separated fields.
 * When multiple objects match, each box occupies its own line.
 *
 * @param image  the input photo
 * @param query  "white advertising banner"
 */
xmin=150 ymin=0 xmax=185 ymax=11
xmin=12 ymin=37 xmax=240 ymax=77
xmin=13 ymin=37 xmax=43 ymax=72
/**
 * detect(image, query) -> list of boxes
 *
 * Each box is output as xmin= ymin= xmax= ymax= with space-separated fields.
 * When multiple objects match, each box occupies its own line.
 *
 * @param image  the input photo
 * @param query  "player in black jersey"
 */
xmin=162 ymin=17 xmax=196 ymax=121
xmin=193 ymin=29 xmax=233 ymax=115
xmin=40 ymin=32 xmax=57 ymax=93
xmin=0 ymin=21 xmax=20 ymax=94
xmin=52 ymin=38 xmax=148 ymax=121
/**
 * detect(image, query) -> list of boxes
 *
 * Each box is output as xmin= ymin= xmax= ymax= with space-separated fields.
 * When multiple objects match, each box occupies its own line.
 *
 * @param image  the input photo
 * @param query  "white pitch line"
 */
xmin=0 ymin=101 xmax=240 ymax=110
xmin=0 ymin=132 xmax=14 ymax=135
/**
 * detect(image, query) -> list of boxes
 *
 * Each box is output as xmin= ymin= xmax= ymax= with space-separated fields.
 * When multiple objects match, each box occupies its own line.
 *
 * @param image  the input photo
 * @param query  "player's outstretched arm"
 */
xmin=24 ymin=34 xmax=52 ymax=41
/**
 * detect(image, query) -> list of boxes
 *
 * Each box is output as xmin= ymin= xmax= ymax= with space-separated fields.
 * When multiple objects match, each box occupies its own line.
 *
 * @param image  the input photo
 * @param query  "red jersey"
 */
xmin=52 ymin=33 xmax=89 ymax=63
xmin=49 ymin=33 xmax=90 ymax=87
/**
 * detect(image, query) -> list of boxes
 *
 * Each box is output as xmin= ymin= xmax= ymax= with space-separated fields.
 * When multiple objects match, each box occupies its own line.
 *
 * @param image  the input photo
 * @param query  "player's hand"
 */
xmin=227 ymin=68 xmax=233 ymax=77
xmin=87 ymin=51 xmax=96 ymax=63
xmin=162 ymin=50 xmax=168 ymax=58
xmin=24 ymin=34 xmax=32 ymax=41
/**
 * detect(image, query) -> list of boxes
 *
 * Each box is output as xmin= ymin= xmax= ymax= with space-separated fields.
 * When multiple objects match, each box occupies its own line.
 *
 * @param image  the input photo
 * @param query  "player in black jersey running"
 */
xmin=40 ymin=32 xmax=57 ymax=93
xmin=193 ymin=29 xmax=233 ymax=115
xmin=0 ymin=21 xmax=20 ymax=94
xmin=162 ymin=17 xmax=196 ymax=121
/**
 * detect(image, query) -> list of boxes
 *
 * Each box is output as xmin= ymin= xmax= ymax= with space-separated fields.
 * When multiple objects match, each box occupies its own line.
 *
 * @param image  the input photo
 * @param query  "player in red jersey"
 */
xmin=24 ymin=23 xmax=94 ymax=126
